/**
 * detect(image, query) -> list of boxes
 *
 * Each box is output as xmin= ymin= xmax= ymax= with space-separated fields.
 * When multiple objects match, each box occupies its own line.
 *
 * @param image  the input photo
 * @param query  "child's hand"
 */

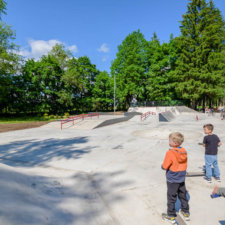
xmin=218 ymin=142 xmax=222 ymax=146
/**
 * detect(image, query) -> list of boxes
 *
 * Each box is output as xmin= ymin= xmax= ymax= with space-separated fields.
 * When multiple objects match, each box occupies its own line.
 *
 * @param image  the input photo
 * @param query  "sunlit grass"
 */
xmin=0 ymin=116 xmax=56 ymax=124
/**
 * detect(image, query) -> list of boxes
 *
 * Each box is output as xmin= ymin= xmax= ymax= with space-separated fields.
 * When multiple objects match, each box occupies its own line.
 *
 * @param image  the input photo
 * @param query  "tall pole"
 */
xmin=114 ymin=72 xmax=116 ymax=115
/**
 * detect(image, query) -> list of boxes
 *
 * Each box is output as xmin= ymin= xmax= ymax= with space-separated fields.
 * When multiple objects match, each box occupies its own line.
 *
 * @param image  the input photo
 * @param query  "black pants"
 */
xmin=167 ymin=181 xmax=189 ymax=217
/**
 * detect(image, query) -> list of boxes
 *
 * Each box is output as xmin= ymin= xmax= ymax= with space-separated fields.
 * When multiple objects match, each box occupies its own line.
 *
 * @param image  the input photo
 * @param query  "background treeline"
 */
xmin=1 ymin=0 xmax=225 ymax=115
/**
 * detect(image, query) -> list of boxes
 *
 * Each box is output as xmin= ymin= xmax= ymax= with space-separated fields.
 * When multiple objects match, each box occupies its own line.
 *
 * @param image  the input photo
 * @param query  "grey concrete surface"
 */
xmin=0 ymin=112 xmax=225 ymax=225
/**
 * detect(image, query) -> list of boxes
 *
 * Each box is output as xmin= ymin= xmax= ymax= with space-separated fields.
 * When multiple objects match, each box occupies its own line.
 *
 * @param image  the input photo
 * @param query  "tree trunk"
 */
xmin=191 ymin=100 xmax=196 ymax=109
xmin=202 ymin=97 xmax=205 ymax=112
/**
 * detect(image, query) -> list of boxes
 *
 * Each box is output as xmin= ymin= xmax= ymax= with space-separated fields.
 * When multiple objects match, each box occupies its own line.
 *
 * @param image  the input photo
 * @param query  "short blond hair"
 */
xmin=169 ymin=132 xmax=184 ymax=145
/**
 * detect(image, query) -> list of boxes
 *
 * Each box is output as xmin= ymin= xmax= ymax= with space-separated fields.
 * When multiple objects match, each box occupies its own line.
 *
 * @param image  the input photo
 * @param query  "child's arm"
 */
xmin=203 ymin=136 xmax=206 ymax=147
xmin=162 ymin=151 xmax=172 ymax=170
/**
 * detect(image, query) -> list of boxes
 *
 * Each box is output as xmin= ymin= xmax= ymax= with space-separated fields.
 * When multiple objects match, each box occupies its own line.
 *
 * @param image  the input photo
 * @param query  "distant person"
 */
xmin=222 ymin=111 xmax=225 ymax=120
xmin=210 ymin=108 xmax=214 ymax=116
xmin=162 ymin=132 xmax=190 ymax=223
xmin=220 ymin=107 xmax=225 ymax=120
xmin=211 ymin=186 xmax=225 ymax=198
xmin=205 ymin=107 xmax=209 ymax=115
xmin=202 ymin=124 xmax=222 ymax=183
xmin=131 ymin=97 xmax=137 ymax=107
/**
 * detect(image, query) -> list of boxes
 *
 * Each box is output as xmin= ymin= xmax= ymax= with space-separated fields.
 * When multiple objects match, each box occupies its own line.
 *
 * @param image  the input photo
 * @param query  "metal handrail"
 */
xmin=140 ymin=111 xmax=156 ymax=121
xmin=61 ymin=112 xmax=99 ymax=129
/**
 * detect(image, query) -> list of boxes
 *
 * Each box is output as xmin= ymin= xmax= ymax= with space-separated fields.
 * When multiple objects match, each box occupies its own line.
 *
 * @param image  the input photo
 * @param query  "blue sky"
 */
xmin=3 ymin=0 xmax=225 ymax=72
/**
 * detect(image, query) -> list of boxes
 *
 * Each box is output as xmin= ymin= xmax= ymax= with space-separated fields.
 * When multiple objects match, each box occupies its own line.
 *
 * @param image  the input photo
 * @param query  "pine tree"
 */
xmin=172 ymin=0 xmax=225 ymax=108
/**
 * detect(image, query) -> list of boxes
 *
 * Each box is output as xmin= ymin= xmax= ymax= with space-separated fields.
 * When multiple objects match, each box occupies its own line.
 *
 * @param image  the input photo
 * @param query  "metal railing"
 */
xmin=140 ymin=111 xmax=156 ymax=121
xmin=61 ymin=112 xmax=99 ymax=129
xmin=132 ymin=100 xmax=184 ymax=107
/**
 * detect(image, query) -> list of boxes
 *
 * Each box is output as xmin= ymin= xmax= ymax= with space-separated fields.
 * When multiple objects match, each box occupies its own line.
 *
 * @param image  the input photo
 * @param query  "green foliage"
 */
xmin=0 ymin=0 xmax=6 ymax=19
xmin=145 ymin=34 xmax=177 ymax=101
xmin=111 ymin=31 xmax=179 ymax=109
xmin=111 ymin=30 xmax=149 ymax=109
xmin=49 ymin=114 xmax=54 ymax=119
xmin=64 ymin=112 xmax=69 ymax=118
xmin=171 ymin=0 xmax=225 ymax=108
xmin=92 ymin=71 xmax=113 ymax=111
xmin=61 ymin=56 xmax=100 ymax=112
xmin=20 ymin=54 xmax=64 ymax=113
xmin=0 ymin=0 xmax=20 ymax=113
xmin=1 ymin=0 xmax=225 ymax=114
xmin=49 ymin=43 xmax=72 ymax=70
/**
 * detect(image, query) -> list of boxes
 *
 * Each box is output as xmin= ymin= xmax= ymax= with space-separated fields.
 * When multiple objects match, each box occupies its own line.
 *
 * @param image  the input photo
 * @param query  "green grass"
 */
xmin=0 ymin=116 xmax=57 ymax=124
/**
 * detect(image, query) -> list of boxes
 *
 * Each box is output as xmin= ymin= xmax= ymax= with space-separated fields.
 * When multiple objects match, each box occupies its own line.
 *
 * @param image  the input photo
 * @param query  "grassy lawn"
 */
xmin=0 ymin=116 xmax=57 ymax=124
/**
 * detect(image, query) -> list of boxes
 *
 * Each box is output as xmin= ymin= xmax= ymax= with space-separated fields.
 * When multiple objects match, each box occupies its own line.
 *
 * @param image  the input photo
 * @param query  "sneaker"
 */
xmin=210 ymin=193 xmax=220 ymax=198
xmin=215 ymin=177 xmax=221 ymax=182
xmin=204 ymin=176 xmax=212 ymax=183
xmin=179 ymin=209 xmax=190 ymax=221
xmin=162 ymin=213 xmax=176 ymax=224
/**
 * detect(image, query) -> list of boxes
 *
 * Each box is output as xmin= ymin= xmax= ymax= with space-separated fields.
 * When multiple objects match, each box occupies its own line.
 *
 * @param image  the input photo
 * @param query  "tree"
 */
xmin=171 ymin=0 xmax=225 ymax=108
xmin=111 ymin=30 xmax=149 ymax=109
xmin=145 ymin=33 xmax=176 ymax=102
xmin=92 ymin=71 xmax=113 ymax=111
xmin=60 ymin=57 xmax=83 ymax=111
xmin=0 ymin=0 xmax=20 ymax=113
xmin=49 ymin=43 xmax=72 ymax=70
xmin=75 ymin=56 xmax=99 ymax=112
xmin=21 ymin=56 xmax=64 ymax=113
xmin=61 ymin=56 xmax=99 ymax=112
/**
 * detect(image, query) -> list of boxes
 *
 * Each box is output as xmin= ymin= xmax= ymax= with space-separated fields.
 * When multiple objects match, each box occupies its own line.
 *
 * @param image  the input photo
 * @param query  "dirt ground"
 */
xmin=0 ymin=121 xmax=49 ymax=133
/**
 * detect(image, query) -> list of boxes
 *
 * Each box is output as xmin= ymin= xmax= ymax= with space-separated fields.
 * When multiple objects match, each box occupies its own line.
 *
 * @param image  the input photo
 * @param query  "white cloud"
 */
xmin=98 ymin=43 xmax=110 ymax=53
xmin=18 ymin=49 xmax=30 ymax=58
xmin=29 ymin=39 xmax=60 ymax=58
xmin=67 ymin=45 xmax=78 ymax=53
xmin=18 ymin=39 xmax=78 ymax=59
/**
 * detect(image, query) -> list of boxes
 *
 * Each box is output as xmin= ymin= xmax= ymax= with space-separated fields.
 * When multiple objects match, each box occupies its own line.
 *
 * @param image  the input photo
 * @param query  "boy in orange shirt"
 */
xmin=162 ymin=132 xmax=190 ymax=223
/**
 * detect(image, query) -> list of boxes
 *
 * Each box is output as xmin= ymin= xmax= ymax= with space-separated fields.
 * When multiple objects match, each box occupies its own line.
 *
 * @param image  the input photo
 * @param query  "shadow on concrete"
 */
xmin=0 ymin=166 xmax=133 ymax=225
xmin=0 ymin=137 xmax=95 ymax=167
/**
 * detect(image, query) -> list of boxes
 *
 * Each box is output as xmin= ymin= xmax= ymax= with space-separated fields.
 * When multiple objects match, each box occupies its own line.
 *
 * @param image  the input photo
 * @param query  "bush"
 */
xmin=49 ymin=114 xmax=54 ymax=119
xmin=64 ymin=112 xmax=70 ymax=118
xmin=44 ymin=113 xmax=48 ymax=118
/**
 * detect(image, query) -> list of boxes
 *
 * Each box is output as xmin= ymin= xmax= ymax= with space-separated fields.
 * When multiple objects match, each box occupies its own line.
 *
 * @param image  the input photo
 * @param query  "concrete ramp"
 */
xmin=41 ymin=118 xmax=103 ymax=130
xmin=159 ymin=111 xmax=175 ymax=122
xmin=95 ymin=112 xmax=141 ymax=128
xmin=175 ymin=106 xmax=198 ymax=114
xmin=41 ymin=121 xmax=61 ymax=128
xmin=41 ymin=115 xmax=132 ymax=130
xmin=67 ymin=120 xmax=103 ymax=130
xmin=128 ymin=107 xmax=157 ymax=114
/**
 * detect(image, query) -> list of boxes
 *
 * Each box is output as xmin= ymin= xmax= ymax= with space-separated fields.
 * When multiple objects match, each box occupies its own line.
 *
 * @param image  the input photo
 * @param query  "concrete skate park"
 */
xmin=0 ymin=106 xmax=225 ymax=225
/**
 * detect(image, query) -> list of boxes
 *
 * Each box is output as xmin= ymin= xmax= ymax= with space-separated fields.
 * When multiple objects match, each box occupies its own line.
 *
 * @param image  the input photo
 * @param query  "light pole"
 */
xmin=114 ymin=72 xmax=116 ymax=115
